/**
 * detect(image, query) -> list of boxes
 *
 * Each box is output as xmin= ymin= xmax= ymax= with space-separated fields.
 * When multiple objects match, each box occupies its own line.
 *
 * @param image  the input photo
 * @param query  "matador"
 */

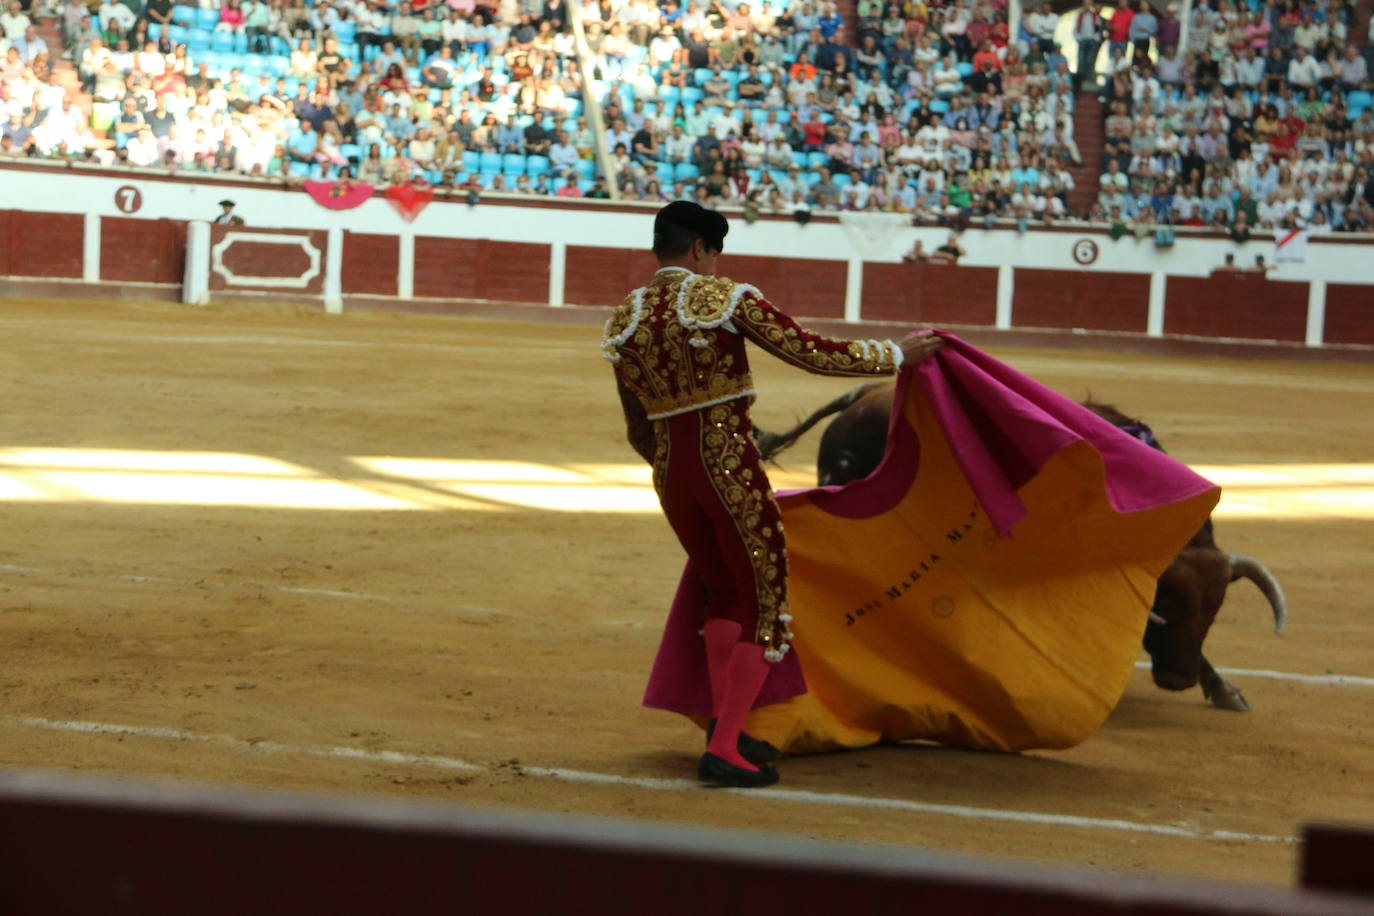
xmin=603 ymin=202 xmax=942 ymax=787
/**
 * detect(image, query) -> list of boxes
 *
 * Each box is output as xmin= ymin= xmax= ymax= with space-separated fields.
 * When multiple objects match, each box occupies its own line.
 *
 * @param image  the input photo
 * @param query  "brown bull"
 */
xmin=754 ymin=382 xmax=1288 ymax=711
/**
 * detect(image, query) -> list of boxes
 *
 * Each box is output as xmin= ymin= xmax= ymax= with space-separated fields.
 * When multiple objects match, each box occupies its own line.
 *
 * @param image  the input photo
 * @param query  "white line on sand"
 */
xmin=5 ymin=563 xmax=1371 ymax=688
xmin=13 ymin=715 xmax=1293 ymax=845
xmin=0 ymin=564 xmax=393 ymax=603
xmin=1132 ymin=661 xmax=1374 ymax=688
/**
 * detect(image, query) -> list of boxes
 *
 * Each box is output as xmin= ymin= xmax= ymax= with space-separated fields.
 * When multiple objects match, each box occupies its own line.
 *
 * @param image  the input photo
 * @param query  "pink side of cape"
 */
xmin=642 ymin=333 xmax=1218 ymax=717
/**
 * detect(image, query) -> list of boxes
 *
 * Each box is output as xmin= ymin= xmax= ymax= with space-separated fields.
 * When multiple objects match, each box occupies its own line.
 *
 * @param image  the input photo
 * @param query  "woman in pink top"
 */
xmin=1243 ymin=12 xmax=1271 ymax=50
xmin=217 ymin=0 xmax=246 ymax=32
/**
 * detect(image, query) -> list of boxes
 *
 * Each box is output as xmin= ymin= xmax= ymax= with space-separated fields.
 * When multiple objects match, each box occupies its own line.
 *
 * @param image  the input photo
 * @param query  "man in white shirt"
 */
xmin=549 ymin=129 xmax=580 ymax=168
xmin=663 ymin=123 xmax=695 ymax=163
xmin=1026 ymin=2 xmax=1059 ymax=52
xmin=97 ymin=0 xmax=137 ymax=35
xmin=125 ymin=127 xmax=161 ymax=166
xmin=0 ymin=1 xmax=30 ymax=40
xmin=649 ymin=25 xmax=680 ymax=65
xmin=1287 ymin=47 xmax=1320 ymax=90
xmin=1237 ymin=47 xmax=1265 ymax=88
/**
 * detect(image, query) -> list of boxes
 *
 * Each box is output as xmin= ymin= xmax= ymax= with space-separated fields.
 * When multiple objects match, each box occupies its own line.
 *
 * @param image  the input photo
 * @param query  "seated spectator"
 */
xmin=929 ymin=233 xmax=966 ymax=263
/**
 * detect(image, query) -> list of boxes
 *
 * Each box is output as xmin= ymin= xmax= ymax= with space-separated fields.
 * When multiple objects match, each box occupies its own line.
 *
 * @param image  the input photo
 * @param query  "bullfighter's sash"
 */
xmin=642 ymin=334 xmax=1221 ymax=753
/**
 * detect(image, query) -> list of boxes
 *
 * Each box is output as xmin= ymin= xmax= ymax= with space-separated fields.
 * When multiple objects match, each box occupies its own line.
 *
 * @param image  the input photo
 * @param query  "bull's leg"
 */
xmin=1200 ymin=655 xmax=1250 ymax=711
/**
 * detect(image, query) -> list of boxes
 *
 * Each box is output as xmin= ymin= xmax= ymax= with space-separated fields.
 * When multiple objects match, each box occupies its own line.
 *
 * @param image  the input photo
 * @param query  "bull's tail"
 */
xmin=754 ymin=383 xmax=881 ymax=462
xmin=1228 ymin=553 xmax=1288 ymax=634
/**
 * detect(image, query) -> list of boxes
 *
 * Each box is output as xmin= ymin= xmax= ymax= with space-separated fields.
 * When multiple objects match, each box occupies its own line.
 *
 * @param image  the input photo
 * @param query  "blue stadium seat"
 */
xmin=832 ymin=173 xmax=852 ymax=188
xmin=340 ymin=143 xmax=361 ymax=161
xmin=681 ymin=87 xmax=703 ymax=104
xmin=196 ymin=8 xmax=219 ymax=30
xmin=694 ymin=68 xmax=713 ymax=86
xmin=462 ymin=151 xmax=480 ymax=171
xmin=268 ymin=55 xmax=289 ymax=77
xmin=806 ymin=151 xmax=827 ymax=169
xmin=674 ymin=162 xmax=699 ymax=181
xmin=659 ymin=85 xmax=680 ymax=106
xmin=502 ymin=153 xmax=527 ymax=174
xmin=289 ymin=161 xmax=312 ymax=178
xmin=338 ymin=42 xmax=359 ymax=61
xmin=187 ymin=28 xmax=212 ymax=50
xmin=479 ymin=152 xmax=503 ymax=172
xmin=148 ymin=23 xmax=162 ymax=39
xmin=575 ymin=159 xmax=596 ymax=179
xmin=956 ymin=61 xmax=973 ymax=77
xmin=167 ymin=25 xmax=189 ymax=45
xmin=655 ymin=162 xmax=674 ymax=183
xmin=334 ymin=22 xmax=356 ymax=43
xmin=172 ymin=3 xmax=196 ymax=22
xmin=211 ymin=31 xmax=235 ymax=52
xmin=791 ymin=151 xmax=807 ymax=167
xmin=526 ymin=154 xmax=550 ymax=174
xmin=478 ymin=171 xmax=499 ymax=188
xmin=930 ymin=99 xmax=950 ymax=113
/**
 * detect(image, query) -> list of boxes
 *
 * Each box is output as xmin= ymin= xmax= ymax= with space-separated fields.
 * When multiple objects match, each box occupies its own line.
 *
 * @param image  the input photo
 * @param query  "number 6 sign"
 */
xmin=114 ymin=185 xmax=143 ymax=214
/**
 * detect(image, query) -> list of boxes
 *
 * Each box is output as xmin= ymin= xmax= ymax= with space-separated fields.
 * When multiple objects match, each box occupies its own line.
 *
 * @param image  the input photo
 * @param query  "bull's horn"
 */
xmin=1228 ymin=553 xmax=1288 ymax=634
xmin=1148 ymin=611 xmax=1167 ymax=626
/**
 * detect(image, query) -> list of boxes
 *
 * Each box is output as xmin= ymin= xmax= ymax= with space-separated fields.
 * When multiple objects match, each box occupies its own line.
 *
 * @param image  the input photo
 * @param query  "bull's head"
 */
xmin=1143 ymin=549 xmax=1288 ymax=693
xmin=1142 ymin=548 xmax=1232 ymax=691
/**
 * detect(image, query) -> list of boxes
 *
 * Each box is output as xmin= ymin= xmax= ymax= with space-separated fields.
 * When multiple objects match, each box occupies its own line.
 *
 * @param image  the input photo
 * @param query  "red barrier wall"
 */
xmin=1323 ymin=284 xmax=1374 ymax=347
xmin=0 ymin=211 xmax=84 ymax=279
xmin=101 ymin=217 xmax=186 ymax=284
xmin=1013 ymin=268 xmax=1149 ymax=333
xmin=723 ymin=255 xmax=847 ymax=320
xmin=341 ymin=232 xmax=399 ymax=297
xmin=412 ymin=238 xmax=550 ymax=302
xmin=860 ymin=263 xmax=998 ymax=325
xmin=564 ymin=246 xmax=661 ymax=307
xmin=1164 ymin=277 xmax=1309 ymax=342
xmin=208 ymin=226 xmax=327 ymax=295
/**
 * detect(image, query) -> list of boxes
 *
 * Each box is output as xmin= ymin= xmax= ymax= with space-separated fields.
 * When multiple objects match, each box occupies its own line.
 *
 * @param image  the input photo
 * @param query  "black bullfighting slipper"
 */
xmin=706 ymin=718 xmax=783 ymax=764
xmin=697 ymin=752 xmax=780 ymax=788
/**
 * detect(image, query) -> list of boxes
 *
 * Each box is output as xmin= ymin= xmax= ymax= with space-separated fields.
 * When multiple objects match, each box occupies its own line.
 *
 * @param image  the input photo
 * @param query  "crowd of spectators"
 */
xmin=0 ymin=0 xmax=1370 ymax=231
xmin=1086 ymin=0 xmax=1374 ymax=233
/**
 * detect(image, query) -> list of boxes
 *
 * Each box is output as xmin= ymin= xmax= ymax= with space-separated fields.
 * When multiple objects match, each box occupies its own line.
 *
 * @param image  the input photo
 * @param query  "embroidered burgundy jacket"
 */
xmin=603 ymin=269 xmax=903 ymax=460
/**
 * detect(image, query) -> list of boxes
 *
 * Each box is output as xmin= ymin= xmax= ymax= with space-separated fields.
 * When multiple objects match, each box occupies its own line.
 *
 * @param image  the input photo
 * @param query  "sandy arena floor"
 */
xmin=1 ymin=296 xmax=1372 ymax=887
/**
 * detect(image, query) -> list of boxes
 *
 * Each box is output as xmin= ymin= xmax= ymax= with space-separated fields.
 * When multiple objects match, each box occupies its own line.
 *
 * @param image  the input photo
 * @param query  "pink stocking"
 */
xmin=702 ymin=619 xmax=742 ymax=718
xmin=704 ymin=641 xmax=771 ymax=771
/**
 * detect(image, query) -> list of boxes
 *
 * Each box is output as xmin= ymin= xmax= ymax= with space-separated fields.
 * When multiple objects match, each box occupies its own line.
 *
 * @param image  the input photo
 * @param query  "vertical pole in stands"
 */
xmin=324 ymin=227 xmax=344 ymax=315
xmin=183 ymin=221 xmax=210 ymax=305
xmin=1178 ymin=0 xmax=1194 ymax=57
xmin=1305 ymin=280 xmax=1326 ymax=347
xmin=1146 ymin=272 xmax=1166 ymax=337
xmin=995 ymin=265 xmax=1013 ymax=329
xmin=549 ymin=241 xmax=567 ymax=307
xmin=1008 ymin=0 xmax=1024 ymax=48
xmin=844 ymin=258 xmax=863 ymax=322
xmin=82 ymin=213 xmax=101 ymax=283
xmin=397 ymin=233 xmax=414 ymax=300
xmin=567 ymin=0 xmax=619 ymax=201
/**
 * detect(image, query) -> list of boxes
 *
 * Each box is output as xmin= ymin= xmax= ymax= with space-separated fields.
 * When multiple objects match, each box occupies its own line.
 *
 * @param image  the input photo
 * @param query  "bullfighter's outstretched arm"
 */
xmin=732 ymin=290 xmax=905 ymax=377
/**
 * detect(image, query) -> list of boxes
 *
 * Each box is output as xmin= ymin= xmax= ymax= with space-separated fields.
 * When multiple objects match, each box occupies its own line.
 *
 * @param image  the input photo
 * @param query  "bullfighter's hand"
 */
xmin=899 ymin=328 xmax=943 ymax=365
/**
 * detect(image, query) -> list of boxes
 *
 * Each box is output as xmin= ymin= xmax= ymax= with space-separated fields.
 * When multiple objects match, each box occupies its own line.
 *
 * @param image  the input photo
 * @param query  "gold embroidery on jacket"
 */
xmin=610 ymin=279 xmax=754 ymax=422
xmin=734 ymin=293 xmax=899 ymax=376
xmin=699 ymin=403 xmax=788 ymax=650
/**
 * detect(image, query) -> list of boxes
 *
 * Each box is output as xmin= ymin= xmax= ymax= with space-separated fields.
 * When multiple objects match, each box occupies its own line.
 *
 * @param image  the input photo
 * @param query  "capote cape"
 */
xmin=642 ymin=333 xmax=1220 ymax=753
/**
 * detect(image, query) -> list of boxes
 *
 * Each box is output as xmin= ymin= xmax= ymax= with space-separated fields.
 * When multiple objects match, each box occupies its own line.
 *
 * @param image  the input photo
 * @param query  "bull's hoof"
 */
xmin=1207 ymin=682 xmax=1251 ymax=712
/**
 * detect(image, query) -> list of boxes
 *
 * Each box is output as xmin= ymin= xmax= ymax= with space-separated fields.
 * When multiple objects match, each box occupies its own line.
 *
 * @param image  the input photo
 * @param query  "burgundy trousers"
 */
xmin=651 ymin=398 xmax=789 ymax=649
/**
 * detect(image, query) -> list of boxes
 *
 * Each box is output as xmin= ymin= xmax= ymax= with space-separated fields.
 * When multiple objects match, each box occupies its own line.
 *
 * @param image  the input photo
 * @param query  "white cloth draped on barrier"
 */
xmin=837 ymin=211 xmax=914 ymax=261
